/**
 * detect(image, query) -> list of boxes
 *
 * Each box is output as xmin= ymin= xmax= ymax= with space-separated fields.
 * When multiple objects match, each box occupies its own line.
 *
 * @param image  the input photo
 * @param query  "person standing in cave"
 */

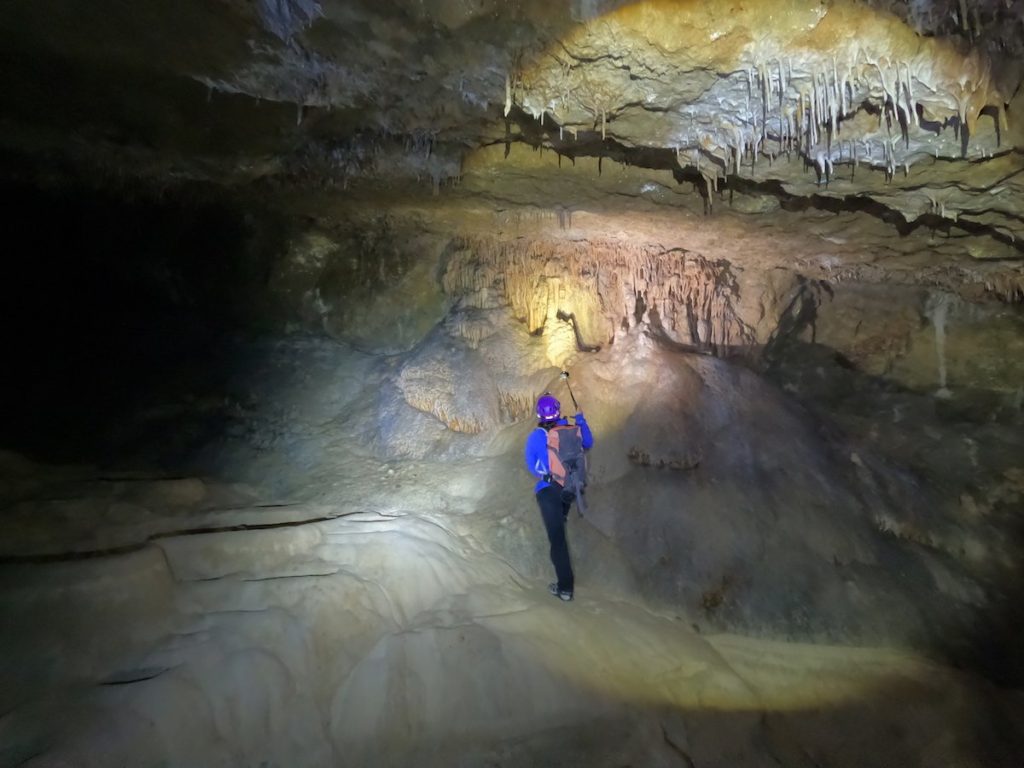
xmin=524 ymin=393 xmax=593 ymax=602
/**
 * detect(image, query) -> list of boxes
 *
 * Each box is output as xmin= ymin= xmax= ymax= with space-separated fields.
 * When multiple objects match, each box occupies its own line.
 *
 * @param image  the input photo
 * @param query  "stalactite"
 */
xmin=830 ymin=58 xmax=839 ymax=133
xmin=903 ymin=61 xmax=918 ymax=128
xmin=732 ymin=124 xmax=743 ymax=175
xmin=957 ymin=0 xmax=970 ymax=33
xmin=810 ymin=77 xmax=818 ymax=147
xmin=497 ymin=389 xmax=534 ymax=422
xmin=814 ymin=73 xmax=823 ymax=148
xmin=839 ymin=70 xmax=848 ymax=118
xmin=797 ymin=92 xmax=804 ymax=151
xmin=925 ymin=292 xmax=956 ymax=398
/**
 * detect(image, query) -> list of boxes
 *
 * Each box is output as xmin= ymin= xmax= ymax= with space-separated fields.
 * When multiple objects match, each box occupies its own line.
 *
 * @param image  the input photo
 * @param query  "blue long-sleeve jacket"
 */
xmin=524 ymin=414 xmax=594 ymax=493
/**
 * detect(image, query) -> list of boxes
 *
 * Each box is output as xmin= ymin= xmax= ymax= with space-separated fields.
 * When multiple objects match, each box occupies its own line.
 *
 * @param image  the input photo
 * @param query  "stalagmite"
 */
xmin=504 ymin=73 xmax=512 ymax=117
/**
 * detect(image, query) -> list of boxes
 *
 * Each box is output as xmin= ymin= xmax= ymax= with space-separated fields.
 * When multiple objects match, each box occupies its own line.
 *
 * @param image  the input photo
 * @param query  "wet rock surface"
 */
xmin=2 ymin=288 xmax=1023 ymax=764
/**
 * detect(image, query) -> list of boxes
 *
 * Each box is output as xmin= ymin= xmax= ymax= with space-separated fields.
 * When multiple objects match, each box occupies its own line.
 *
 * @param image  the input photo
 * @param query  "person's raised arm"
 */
xmin=574 ymin=413 xmax=594 ymax=450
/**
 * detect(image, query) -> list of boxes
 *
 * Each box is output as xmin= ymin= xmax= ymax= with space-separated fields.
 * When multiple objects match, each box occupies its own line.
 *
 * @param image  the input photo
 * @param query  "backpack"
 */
xmin=546 ymin=424 xmax=588 ymax=508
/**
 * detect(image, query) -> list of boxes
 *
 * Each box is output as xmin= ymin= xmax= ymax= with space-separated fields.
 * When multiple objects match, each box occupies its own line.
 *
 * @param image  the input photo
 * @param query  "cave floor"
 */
xmin=2 ymin=334 xmax=1023 ymax=768
xmin=2 ymin=470 xmax=1022 ymax=768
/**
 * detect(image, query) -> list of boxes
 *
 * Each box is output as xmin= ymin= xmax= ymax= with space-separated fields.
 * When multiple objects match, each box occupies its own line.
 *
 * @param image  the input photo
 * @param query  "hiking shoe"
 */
xmin=548 ymin=582 xmax=573 ymax=601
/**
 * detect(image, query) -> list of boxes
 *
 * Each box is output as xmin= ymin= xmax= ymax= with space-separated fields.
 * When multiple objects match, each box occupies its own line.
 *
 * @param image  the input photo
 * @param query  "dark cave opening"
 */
xmin=0 ymin=180 xmax=287 ymax=464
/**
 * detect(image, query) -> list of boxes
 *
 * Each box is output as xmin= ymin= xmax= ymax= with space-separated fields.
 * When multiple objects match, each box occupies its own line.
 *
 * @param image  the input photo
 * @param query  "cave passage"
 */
xmin=2 ymin=2 xmax=1024 ymax=767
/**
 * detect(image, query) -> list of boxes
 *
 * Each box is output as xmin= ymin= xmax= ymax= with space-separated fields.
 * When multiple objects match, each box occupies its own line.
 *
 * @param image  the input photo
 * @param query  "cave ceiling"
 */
xmin=2 ymin=0 xmax=1023 ymax=290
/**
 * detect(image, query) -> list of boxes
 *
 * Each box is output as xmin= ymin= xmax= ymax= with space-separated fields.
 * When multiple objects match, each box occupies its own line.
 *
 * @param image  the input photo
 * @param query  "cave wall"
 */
xmin=6 ymin=171 xmax=1020 ymax=470
xmin=267 ymin=208 xmax=1024 ymax=407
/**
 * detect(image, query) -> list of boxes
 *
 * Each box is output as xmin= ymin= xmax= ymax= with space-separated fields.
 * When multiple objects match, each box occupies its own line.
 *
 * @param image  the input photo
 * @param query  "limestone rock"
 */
xmin=443 ymin=235 xmax=762 ymax=353
xmin=397 ymin=308 xmax=555 ymax=433
xmin=270 ymin=222 xmax=451 ymax=352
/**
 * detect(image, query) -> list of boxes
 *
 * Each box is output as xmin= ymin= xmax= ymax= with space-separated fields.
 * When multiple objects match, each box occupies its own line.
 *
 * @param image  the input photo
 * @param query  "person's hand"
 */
xmin=574 ymin=412 xmax=586 ymax=423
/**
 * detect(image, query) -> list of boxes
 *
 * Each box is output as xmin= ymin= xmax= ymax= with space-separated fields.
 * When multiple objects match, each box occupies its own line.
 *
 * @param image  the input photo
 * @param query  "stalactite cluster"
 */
xmin=981 ymin=271 xmax=1024 ymax=304
xmin=255 ymin=0 xmax=322 ymax=41
xmin=864 ymin=0 xmax=1024 ymax=53
xmin=443 ymin=236 xmax=758 ymax=352
xmin=511 ymin=1 xmax=1007 ymax=189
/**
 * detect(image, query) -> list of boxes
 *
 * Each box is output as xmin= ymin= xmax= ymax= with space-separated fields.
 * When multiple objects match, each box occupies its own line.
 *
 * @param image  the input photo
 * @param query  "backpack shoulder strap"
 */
xmin=546 ymin=427 xmax=567 ymax=483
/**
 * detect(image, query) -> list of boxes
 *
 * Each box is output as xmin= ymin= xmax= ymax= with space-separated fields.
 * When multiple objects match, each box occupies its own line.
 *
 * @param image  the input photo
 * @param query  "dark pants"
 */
xmin=536 ymin=484 xmax=574 ymax=592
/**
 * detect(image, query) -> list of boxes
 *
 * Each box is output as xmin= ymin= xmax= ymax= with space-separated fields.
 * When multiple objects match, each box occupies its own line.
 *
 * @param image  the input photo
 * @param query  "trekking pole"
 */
xmin=575 ymin=487 xmax=588 ymax=518
xmin=560 ymin=370 xmax=588 ymax=518
xmin=559 ymin=370 xmax=579 ymax=412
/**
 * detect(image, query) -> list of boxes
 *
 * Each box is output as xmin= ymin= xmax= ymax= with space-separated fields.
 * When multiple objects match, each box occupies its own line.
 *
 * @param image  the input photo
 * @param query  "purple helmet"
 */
xmin=536 ymin=393 xmax=561 ymax=421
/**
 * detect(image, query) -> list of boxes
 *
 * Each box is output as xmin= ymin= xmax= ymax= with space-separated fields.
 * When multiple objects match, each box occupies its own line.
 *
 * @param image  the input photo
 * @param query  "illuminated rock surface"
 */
xmin=2 ymin=432 xmax=1023 ymax=767
xmin=3 ymin=317 xmax=1023 ymax=765
xmin=1 ymin=1 xmax=1024 ymax=766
